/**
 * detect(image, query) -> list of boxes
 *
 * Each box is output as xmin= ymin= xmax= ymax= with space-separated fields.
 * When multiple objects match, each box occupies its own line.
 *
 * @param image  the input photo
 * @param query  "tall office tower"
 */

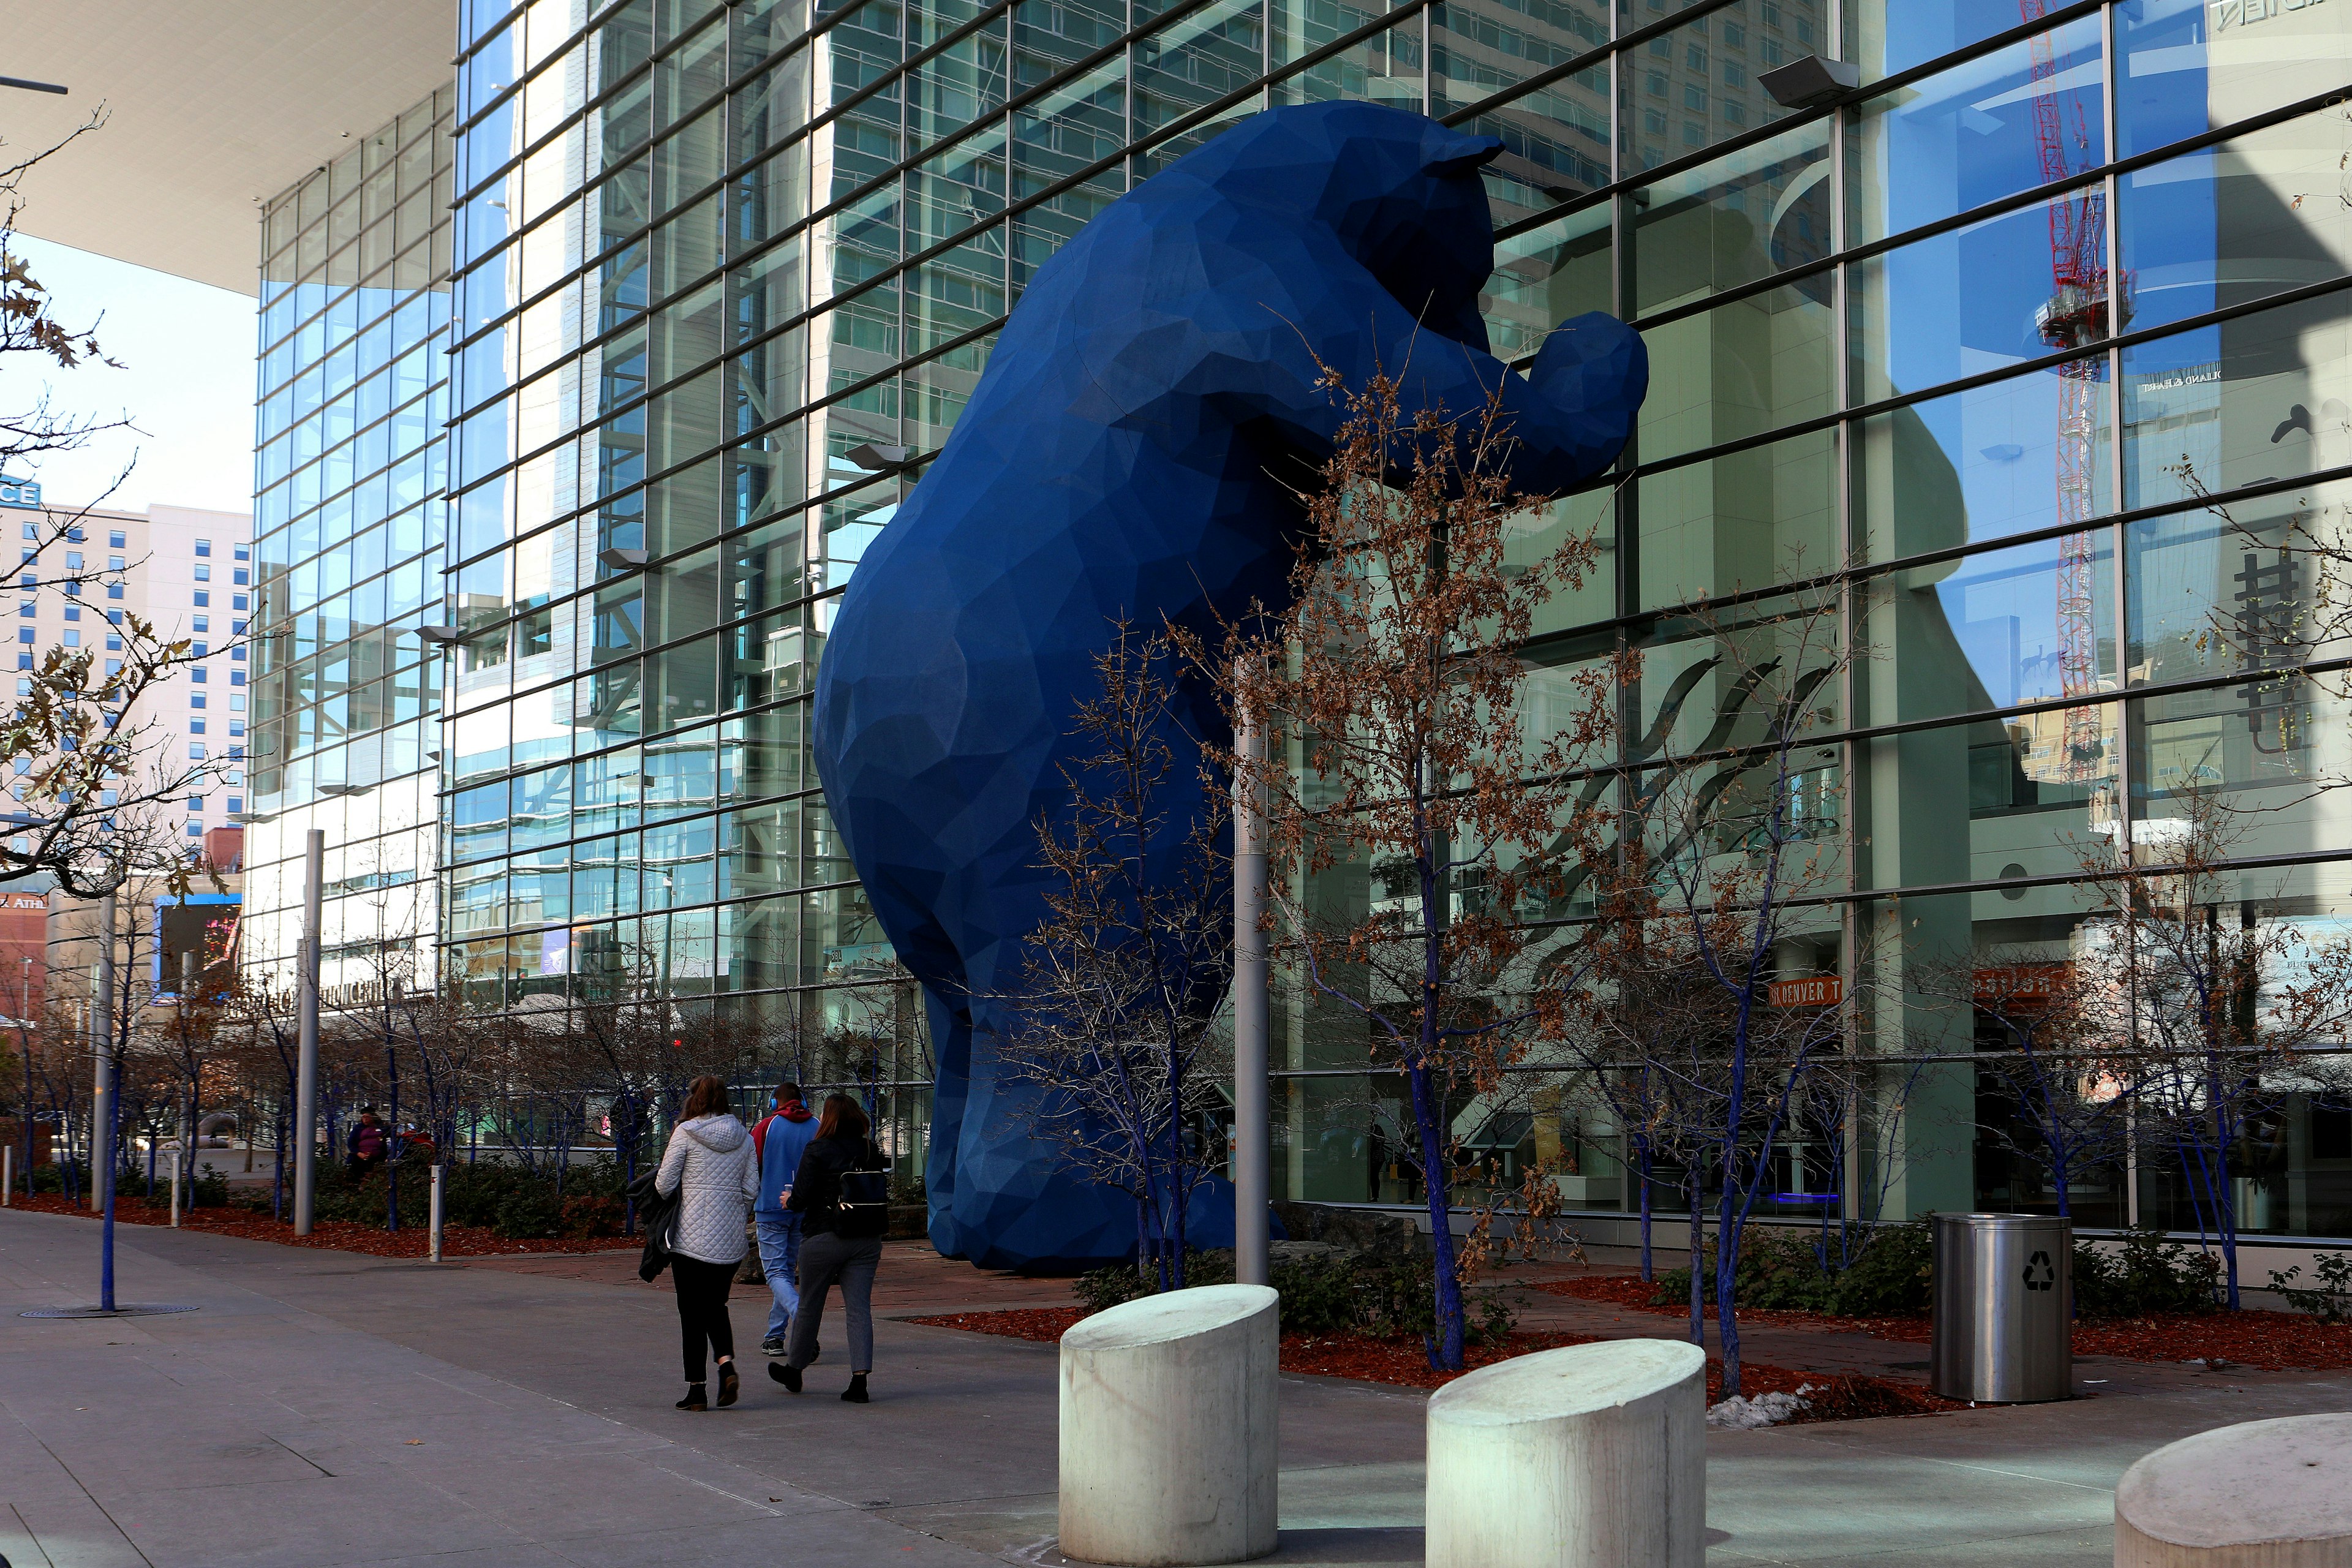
xmin=426 ymin=0 xmax=2352 ymax=1239
xmin=242 ymin=90 xmax=456 ymax=1005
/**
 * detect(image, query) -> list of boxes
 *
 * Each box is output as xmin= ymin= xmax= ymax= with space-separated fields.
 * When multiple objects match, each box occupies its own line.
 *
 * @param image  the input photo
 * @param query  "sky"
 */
xmin=6 ymin=237 xmax=254 ymax=518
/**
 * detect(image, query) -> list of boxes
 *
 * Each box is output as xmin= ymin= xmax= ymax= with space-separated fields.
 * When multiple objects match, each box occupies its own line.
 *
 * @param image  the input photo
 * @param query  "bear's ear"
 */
xmin=1425 ymin=137 xmax=1504 ymax=177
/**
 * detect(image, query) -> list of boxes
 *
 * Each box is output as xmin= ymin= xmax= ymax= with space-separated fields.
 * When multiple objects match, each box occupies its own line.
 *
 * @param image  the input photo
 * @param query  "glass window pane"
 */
xmin=1488 ymin=203 xmax=1611 ymax=366
xmin=2117 ymin=0 xmax=2352 ymax=161
xmin=1618 ymin=1 xmax=1812 ymax=176
xmin=1431 ymin=0 xmax=1607 ymax=123
xmin=1855 ymin=530 xmax=2116 ymax=726
xmin=1855 ymin=704 xmax=2117 ymax=892
xmin=1848 ymin=0 xmax=2035 ymax=82
xmin=1638 ymin=426 xmax=1836 ymax=608
xmin=2122 ymin=288 xmax=2352 ymax=512
xmin=1636 ymin=282 xmax=1834 ymax=463
xmin=1849 ymin=15 xmax=2105 ymax=248
xmin=1849 ymin=189 xmax=2112 ymax=406
xmin=1853 ymin=369 xmax=2114 ymax=560
xmin=1270 ymin=6 xmax=1424 ymax=112
xmin=2119 ymin=106 xmax=2352 ymax=339
xmin=1632 ymin=117 xmax=1831 ymax=317
xmin=2127 ymin=477 xmax=2352 ymax=688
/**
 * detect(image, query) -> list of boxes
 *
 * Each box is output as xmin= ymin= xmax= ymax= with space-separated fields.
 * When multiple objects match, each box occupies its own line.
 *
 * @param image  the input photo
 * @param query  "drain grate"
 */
xmin=18 ymin=1304 xmax=200 ymax=1319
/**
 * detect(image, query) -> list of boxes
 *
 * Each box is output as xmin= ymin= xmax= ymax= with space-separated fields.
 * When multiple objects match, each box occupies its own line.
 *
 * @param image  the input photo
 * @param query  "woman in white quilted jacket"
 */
xmin=655 ymin=1076 xmax=760 ymax=1411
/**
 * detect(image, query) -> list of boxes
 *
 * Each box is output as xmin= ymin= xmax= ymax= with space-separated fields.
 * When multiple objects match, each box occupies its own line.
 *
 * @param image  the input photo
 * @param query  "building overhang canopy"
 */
xmin=2 ymin=2 xmax=452 ymax=295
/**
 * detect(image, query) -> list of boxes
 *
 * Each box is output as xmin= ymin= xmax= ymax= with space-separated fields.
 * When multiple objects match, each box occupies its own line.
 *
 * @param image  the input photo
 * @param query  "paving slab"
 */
xmin=6 ymin=1207 xmax=2350 ymax=1567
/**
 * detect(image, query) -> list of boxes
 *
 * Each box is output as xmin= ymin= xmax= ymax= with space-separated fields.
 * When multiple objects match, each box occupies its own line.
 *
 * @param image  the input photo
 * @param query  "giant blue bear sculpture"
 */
xmin=812 ymin=101 xmax=1649 ymax=1271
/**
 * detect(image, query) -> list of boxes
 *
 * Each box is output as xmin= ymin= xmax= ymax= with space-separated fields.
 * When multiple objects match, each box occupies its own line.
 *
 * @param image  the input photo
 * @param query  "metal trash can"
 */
xmin=1930 ymin=1212 xmax=2071 ymax=1403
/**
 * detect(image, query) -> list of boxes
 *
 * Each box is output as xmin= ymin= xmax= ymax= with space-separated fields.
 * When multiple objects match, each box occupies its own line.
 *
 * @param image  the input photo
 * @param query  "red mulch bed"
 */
xmin=1535 ymin=1274 xmax=2352 ymax=1371
xmin=908 ymin=1307 xmax=1955 ymax=1422
xmin=2 ymin=1192 xmax=636 ymax=1259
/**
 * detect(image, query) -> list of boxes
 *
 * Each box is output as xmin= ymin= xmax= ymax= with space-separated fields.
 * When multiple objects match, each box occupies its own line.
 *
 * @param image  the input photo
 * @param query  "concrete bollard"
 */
xmin=1427 ymin=1338 xmax=1707 ymax=1568
xmin=2116 ymin=1413 xmax=2352 ymax=1567
xmin=1058 ymin=1283 xmax=1279 ymax=1567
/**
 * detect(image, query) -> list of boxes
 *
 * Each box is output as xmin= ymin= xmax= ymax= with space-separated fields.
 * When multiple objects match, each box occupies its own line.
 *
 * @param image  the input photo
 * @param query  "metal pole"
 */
xmin=3 ymin=1143 xmax=11 ymax=1204
xmin=96 ymin=892 xmax=116 ymax=1310
xmin=293 ymin=829 xmax=323 ymax=1235
xmin=1231 ymin=662 xmax=1271 ymax=1288
xmin=91 ymin=894 xmax=113 ymax=1213
xmin=429 ymin=1161 xmax=444 ymax=1263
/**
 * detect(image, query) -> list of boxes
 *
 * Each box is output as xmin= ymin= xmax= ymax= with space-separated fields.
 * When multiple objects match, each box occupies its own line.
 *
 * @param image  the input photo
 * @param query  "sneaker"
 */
xmin=760 ymin=1336 xmax=785 ymax=1357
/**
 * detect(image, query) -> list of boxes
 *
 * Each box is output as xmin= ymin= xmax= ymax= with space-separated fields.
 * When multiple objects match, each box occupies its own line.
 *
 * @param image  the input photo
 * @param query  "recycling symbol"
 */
xmin=2023 ymin=1250 xmax=2056 ymax=1292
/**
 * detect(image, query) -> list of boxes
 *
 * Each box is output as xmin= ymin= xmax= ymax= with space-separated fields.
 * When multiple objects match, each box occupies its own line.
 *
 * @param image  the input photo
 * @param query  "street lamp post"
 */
xmin=293 ymin=829 xmax=323 ymax=1234
xmin=90 ymin=892 xmax=113 ymax=1212
xmin=1231 ymin=665 xmax=1271 ymax=1287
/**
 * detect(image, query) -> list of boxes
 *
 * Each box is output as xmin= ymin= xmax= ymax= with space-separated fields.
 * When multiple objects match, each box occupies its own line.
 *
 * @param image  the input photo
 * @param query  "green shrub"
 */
xmin=191 ymin=1169 xmax=229 ymax=1209
xmin=2267 ymin=1253 xmax=2352 ymax=1324
xmin=2075 ymin=1226 xmax=2218 ymax=1318
xmin=1654 ymin=1224 xmax=1933 ymax=1317
xmin=1075 ymin=1246 xmax=1515 ymax=1346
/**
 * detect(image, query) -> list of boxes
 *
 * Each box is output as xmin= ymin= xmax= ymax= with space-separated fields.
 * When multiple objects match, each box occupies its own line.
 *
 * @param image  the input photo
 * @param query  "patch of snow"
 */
xmin=1706 ymin=1384 xmax=1817 ymax=1430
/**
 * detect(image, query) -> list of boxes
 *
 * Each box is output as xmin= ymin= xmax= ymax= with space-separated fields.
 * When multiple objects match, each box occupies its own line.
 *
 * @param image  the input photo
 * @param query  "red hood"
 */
xmin=778 ymin=1101 xmax=813 ymax=1122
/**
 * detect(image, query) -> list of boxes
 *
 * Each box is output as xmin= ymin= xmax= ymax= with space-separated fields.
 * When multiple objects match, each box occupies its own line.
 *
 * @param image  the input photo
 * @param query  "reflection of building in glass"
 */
xmin=200 ymin=0 xmax=2352 ymax=1244
xmin=244 ymin=89 xmax=453 ymax=1009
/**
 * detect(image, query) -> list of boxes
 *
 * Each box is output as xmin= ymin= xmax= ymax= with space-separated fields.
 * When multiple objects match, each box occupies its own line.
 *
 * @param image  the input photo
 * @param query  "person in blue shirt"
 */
xmin=749 ymin=1082 xmax=822 ymax=1357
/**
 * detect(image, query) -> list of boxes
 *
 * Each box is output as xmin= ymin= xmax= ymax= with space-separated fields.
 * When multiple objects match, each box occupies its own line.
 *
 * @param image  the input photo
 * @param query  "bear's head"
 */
xmin=1174 ymin=101 xmax=1507 ymax=352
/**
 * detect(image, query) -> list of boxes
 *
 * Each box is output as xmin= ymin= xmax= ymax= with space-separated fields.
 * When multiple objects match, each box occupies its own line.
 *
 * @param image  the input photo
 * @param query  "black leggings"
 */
xmin=671 ymin=1254 xmax=737 ymax=1383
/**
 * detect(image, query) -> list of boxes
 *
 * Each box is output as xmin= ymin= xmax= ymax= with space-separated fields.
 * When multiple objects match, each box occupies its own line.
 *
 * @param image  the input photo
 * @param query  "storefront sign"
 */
xmin=1973 ymin=963 xmax=2073 ymax=1006
xmin=1768 ymin=974 xmax=1842 ymax=1008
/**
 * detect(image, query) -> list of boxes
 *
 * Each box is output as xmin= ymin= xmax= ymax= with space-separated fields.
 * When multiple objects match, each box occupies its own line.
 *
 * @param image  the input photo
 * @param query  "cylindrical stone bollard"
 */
xmin=2116 ymin=1413 xmax=2352 ymax=1567
xmin=1059 ymin=1283 xmax=1280 ymax=1567
xmin=1427 ymin=1338 xmax=1707 ymax=1568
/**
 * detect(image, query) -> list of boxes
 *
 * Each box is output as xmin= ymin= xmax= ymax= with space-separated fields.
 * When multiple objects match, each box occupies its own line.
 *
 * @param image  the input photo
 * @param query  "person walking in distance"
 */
xmin=771 ymin=1093 xmax=889 ymax=1403
xmin=654 ymin=1076 xmax=759 ymax=1411
xmin=749 ymin=1080 xmax=821 ymax=1357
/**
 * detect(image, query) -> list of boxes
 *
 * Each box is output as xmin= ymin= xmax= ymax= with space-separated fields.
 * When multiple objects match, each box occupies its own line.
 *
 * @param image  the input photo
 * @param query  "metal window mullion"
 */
xmin=2101 ymin=0 xmax=2143 ymax=1219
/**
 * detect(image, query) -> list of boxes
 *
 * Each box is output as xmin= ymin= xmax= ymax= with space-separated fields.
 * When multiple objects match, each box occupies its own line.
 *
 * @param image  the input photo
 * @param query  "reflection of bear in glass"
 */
xmin=815 ymin=101 xmax=1651 ymax=1270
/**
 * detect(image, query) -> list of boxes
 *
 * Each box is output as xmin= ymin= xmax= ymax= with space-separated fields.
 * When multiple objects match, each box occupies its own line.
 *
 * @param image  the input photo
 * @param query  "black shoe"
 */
xmin=716 ymin=1360 xmax=740 ymax=1408
xmin=841 ymin=1373 xmax=869 ymax=1404
xmin=676 ymin=1383 xmax=707 ymax=1411
xmin=759 ymin=1336 xmax=785 ymax=1357
xmin=769 ymin=1362 xmax=802 ymax=1393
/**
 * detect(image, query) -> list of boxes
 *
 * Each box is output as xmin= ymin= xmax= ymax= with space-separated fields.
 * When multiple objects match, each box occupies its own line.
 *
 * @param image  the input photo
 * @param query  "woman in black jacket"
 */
xmin=769 ymin=1093 xmax=887 ymax=1403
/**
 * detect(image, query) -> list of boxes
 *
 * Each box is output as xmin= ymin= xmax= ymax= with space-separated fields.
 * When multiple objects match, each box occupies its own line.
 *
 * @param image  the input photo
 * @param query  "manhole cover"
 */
xmin=18 ymin=1304 xmax=199 ymax=1319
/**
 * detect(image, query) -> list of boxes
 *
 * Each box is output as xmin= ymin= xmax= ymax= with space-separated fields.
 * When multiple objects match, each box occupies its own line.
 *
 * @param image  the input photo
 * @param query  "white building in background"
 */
xmin=6 ymin=484 xmax=254 ymax=854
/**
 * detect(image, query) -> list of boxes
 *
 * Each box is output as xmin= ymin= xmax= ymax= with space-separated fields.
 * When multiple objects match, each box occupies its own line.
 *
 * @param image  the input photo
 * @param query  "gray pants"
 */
xmin=788 ymin=1231 xmax=883 ymax=1373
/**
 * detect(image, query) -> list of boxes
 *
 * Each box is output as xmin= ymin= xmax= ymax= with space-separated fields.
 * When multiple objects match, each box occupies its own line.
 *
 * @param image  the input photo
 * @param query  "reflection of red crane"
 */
xmin=2022 ymin=0 xmax=2118 ymax=784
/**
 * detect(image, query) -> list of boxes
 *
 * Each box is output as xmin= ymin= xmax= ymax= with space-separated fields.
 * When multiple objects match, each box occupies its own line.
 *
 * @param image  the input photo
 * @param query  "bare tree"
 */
xmin=1592 ymin=590 xmax=1858 ymax=1395
xmin=2075 ymin=786 xmax=2352 ymax=1307
xmin=0 ymin=118 xmax=213 ymax=895
xmin=1195 ymin=360 xmax=1619 ymax=1370
xmin=998 ymin=624 xmax=1234 ymax=1289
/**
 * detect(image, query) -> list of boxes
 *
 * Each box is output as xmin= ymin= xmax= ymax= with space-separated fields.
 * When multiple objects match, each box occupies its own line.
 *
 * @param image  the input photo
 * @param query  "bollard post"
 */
xmin=429 ymin=1163 xmax=445 ymax=1263
xmin=170 ymin=1143 xmax=182 ymax=1228
xmin=2 ymin=1142 xmax=10 ymax=1204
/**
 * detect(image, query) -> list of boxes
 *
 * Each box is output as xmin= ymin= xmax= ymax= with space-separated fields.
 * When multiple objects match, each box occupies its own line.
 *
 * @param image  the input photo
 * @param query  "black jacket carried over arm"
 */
xmin=628 ymin=1166 xmax=682 ymax=1281
xmin=785 ymin=1134 xmax=885 ymax=1238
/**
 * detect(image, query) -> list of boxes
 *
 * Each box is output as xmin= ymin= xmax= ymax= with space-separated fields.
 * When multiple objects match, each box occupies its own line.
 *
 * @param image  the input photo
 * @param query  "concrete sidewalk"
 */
xmin=2 ymin=1208 xmax=2346 ymax=1567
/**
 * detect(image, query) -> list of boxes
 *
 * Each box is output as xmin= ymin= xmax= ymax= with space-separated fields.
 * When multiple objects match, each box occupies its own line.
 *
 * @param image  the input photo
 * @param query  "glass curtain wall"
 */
xmin=447 ymin=0 xmax=2352 ymax=1237
xmin=247 ymin=89 xmax=456 ymax=998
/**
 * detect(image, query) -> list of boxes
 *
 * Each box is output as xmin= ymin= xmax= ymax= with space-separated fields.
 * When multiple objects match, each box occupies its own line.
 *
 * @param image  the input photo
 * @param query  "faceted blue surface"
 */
xmin=812 ymin=101 xmax=1649 ymax=1271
